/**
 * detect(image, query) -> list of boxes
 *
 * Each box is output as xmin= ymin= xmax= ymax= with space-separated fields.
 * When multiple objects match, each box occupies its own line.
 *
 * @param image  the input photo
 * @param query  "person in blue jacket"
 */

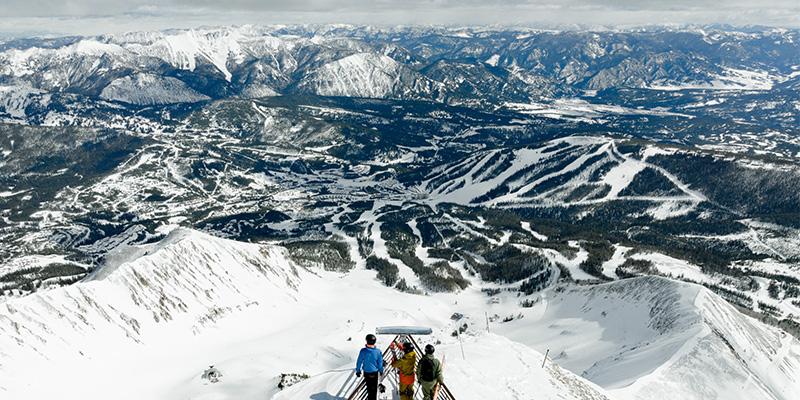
xmin=355 ymin=333 xmax=384 ymax=400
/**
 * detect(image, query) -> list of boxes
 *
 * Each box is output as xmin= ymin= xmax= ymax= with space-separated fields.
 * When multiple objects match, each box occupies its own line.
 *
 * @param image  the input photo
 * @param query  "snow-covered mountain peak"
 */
xmin=72 ymin=39 xmax=125 ymax=56
xmin=127 ymin=28 xmax=245 ymax=81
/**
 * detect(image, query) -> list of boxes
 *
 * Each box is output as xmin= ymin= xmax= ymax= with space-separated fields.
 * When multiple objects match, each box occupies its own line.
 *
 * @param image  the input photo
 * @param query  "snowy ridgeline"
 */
xmin=495 ymin=277 xmax=800 ymax=400
xmin=0 ymin=228 xmax=304 ymax=398
xmin=0 ymin=228 xmax=798 ymax=399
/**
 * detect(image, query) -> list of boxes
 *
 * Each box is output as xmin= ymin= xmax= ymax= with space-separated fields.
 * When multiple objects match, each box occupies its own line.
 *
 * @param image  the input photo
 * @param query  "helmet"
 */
xmin=366 ymin=334 xmax=377 ymax=345
xmin=403 ymin=342 xmax=414 ymax=353
xmin=425 ymin=344 xmax=435 ymax=354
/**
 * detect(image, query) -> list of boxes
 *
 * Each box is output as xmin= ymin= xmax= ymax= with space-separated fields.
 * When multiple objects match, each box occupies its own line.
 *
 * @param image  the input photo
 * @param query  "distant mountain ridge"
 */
xmin=0 ymin=25 xmax=797 ymax=111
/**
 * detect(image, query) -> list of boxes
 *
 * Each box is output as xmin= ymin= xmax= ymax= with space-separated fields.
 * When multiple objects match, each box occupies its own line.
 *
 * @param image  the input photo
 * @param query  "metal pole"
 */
xmin=541 ymin=349 xmax=550 ymax=368
xmin=457 ymin=329 xmax=465 ymax=360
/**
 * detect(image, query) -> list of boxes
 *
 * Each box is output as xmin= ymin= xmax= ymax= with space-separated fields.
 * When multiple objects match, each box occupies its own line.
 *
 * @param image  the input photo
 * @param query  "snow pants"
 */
xmin=398 ymin=382 xmax=414 ymax=400
xmin=363 ymin=371 xmax=379 ymax=400
xmin=420 ymin=380 xmax=438 ymax=400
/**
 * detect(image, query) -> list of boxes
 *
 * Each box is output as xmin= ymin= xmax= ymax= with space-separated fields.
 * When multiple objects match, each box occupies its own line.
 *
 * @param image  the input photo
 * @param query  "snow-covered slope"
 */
xmin=0 ymin=82 xmax=49 ymax=121
xmin=494 ymin=276 xmax=800 ymax=400
xmin=295 ymin=52 xmax=443 ymax=99
xmin=273 ymin=333 xmax=612 ymax=400
xmin=1 ymin=228 xmax=796 ymax=400
xmin=422 ymin=135 xmax=706 ymax=220
xmin=0 ymin=228 xmax=304 ymax=399
xmin=100 ymin=73 xmax=211 ymax=104
xmin=0 ymin=228 xmax=609 ymax=400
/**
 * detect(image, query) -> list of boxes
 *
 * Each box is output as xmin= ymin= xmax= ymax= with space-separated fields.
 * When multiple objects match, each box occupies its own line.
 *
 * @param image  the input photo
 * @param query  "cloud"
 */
xmin=0 ymin=0 xmax=797 ymax=36
xmin=4 ymin=0 xmax=799 ymax=17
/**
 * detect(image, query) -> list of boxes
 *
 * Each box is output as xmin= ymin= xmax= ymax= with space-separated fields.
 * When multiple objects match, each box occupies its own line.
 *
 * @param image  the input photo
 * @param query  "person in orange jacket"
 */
xmin=391 ymin=342 xmax=417 ymax=400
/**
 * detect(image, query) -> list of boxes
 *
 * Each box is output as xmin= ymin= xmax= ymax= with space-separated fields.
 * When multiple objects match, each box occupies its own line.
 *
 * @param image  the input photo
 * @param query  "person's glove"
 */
xmin=356 ymin=371 xmax=362 ymax=377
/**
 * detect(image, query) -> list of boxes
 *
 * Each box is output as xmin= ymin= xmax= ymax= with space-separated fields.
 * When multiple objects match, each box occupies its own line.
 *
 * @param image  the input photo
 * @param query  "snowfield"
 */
xmin=0 ymin=228 xmax=798 ymax=400
xmin=100 ymin=73 xmax=212 ymax=105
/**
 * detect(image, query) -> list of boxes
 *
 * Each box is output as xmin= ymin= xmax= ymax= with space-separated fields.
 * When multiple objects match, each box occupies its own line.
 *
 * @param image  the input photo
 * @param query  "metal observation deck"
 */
xmin=346 ymin=326 xmax=456 ymax=400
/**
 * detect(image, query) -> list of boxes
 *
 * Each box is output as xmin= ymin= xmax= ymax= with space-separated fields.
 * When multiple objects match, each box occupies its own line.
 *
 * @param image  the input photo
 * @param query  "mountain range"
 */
xmin=0 ymin=24 xmax=799 ymax=399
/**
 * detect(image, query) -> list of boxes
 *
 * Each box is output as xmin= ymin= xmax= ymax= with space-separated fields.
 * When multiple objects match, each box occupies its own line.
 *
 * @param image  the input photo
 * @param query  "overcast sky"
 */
xmin=1 ymin=0 xmax=798 ymax=37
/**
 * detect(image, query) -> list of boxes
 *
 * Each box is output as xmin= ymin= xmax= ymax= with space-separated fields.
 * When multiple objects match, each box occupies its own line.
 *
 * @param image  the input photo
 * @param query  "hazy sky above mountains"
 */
xmin=1 ymin=0 xmax=798 ymax=37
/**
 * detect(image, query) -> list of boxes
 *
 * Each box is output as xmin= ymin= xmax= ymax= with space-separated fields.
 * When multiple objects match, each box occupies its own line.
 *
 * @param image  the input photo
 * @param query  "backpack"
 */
xmin=420 ymin=357 xmax=435 ymax=382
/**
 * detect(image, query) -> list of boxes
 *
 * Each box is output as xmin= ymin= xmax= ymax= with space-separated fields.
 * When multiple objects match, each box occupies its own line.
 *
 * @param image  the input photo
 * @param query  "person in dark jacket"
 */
xmin=416 ymin=344 xmax=444 ymax=400
xmin=356 ymin=333 xmax=384 ymax=400
xmin=391 ymin=342 xmax=417 ymax=400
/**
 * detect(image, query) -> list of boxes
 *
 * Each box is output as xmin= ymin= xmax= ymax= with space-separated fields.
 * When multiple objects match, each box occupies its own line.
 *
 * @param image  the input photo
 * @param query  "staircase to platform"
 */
xmin=346 ymin=332 xmax=455 ymax=400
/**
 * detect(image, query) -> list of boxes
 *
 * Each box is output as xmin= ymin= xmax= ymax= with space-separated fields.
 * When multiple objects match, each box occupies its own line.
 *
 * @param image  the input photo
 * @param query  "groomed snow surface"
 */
xmin=0 ymin=228 xmax=798 ymax=400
